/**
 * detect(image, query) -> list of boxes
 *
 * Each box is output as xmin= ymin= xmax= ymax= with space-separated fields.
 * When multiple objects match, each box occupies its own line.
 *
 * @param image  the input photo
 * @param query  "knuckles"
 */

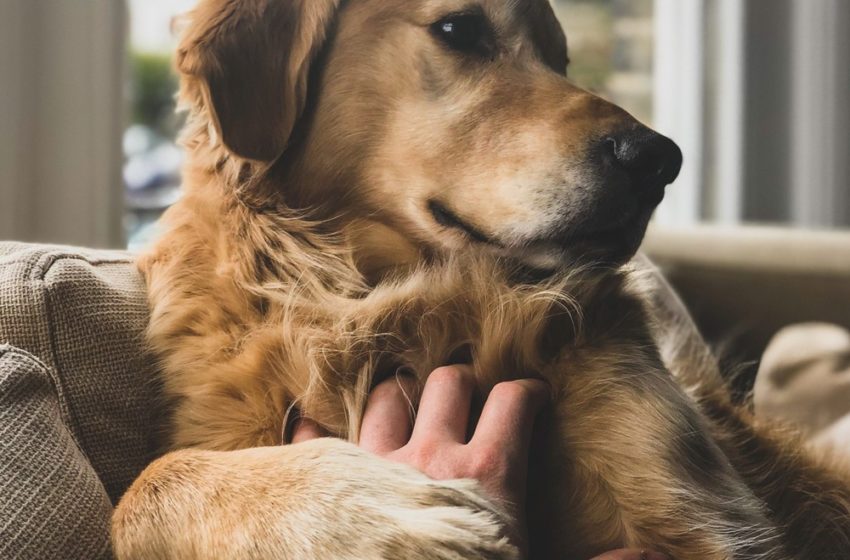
xmin=466 ymin=444 xmax=510 ymax=483
xmin=428 ymin=365 xmax=476 ymax=390
xmin=368 ymin=375 xmax=411 ymax=403
xmin=488 ymin=380 xmax=536 ymax=406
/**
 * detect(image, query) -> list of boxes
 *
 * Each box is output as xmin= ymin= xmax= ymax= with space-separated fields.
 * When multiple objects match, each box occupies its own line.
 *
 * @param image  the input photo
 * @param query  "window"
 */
xmin=125 ymin=0 xmax=193 ymax=250
xmin=557 ymin=0 xmax=850 ymax=230
xmin=554 ymin=0 xmax=654 ymax=126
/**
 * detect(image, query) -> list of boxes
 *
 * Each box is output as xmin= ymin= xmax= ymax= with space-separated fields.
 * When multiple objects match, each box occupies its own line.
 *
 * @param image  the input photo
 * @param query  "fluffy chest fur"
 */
xmin=140 ymin=185 xmax=790 ymax=559
xmin=142 ymin=185 xmax=648 ymax=452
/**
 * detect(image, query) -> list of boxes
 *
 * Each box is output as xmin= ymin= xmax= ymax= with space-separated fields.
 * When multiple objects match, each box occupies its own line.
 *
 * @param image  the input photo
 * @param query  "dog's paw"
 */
xmin=112 ymin=438 xmax=518 ymax=560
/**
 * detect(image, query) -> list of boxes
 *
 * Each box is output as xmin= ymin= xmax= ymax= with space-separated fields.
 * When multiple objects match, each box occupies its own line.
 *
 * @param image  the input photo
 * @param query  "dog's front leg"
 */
xmin=533 ymin=349 xmax=790 ymax=560
xmin=112 ymin=438 xmax=518 ymax=560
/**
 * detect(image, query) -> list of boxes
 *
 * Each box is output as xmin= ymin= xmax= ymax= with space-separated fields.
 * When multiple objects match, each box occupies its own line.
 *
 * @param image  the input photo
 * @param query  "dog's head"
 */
xmin=178 ymin=0 xmax=681 ymax=270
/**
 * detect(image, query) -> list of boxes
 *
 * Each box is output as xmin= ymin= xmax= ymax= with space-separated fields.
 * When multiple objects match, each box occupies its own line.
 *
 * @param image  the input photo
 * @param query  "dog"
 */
xmin=112 ymin=0 xmax=850 ymax=558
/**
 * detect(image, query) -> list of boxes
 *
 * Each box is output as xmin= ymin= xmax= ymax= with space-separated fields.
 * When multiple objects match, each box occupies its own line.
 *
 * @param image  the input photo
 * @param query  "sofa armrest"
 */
xmin=643 ymin=225 xmax=850 ymax=362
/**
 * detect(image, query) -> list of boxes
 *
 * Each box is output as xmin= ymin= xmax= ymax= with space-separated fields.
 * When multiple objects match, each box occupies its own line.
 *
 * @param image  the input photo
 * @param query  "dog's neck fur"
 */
xmin=169 ymin=82 xmax=429 ymax=290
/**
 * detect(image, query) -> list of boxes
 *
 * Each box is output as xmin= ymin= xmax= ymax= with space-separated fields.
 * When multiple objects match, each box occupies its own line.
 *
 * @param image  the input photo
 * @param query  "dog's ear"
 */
xmin=177 ymin=0 xmax=341 ymax=162
xmin=527 ymin=0 xmax=568 ymax=76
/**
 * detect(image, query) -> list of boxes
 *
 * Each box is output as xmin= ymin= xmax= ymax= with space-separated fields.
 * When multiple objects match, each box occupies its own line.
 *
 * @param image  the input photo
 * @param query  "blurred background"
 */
xmin=1 ymin=0 xmax=849 ymax=389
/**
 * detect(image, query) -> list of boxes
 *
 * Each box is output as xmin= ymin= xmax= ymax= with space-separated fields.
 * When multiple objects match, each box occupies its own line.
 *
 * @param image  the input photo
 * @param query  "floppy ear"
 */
xmin=527 ymin=0 xmax=568 ymax=75
xmin=177 ymin=0 xmax=341 ymax=162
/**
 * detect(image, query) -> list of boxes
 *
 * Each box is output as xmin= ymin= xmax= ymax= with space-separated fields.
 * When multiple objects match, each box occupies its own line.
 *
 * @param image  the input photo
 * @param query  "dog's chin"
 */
xmin=426 ymin=199 xmax=652 ymax=277
xmin=498 ymin=212 xmax=653 ymax=277
xmin=499 ymin=238 xmax=638 ymax=279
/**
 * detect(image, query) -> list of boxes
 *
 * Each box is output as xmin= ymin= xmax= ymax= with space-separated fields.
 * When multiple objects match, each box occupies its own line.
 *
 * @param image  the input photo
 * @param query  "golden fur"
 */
xmin=113 ymin=0 xmax=850 ymax=558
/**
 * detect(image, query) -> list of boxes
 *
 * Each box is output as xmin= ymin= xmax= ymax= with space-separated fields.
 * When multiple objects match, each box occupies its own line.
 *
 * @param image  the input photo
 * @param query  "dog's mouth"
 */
xmin=428 ymin=198 xmax=650 ymax=268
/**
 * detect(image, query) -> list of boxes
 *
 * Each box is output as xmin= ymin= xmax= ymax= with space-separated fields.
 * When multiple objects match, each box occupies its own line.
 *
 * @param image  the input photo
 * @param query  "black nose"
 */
xmin=605 ymin=129 xmax=683 ymax=196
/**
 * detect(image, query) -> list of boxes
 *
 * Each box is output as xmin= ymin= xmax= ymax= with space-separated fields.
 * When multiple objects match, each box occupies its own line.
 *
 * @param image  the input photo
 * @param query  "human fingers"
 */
xmin=359 ymin=373 xmax=419 ymax=454
xmin=410 ymin=365 xmax=476 ymax=444
xmin=290 ymin=417 xmax=329 ymax=443
xmin=469 ymin=378 xmax=549 ymax=461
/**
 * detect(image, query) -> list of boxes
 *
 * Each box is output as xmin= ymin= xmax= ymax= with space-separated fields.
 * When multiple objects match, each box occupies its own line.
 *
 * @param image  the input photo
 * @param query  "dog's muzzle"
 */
xmin=545 ymin=126 xmax=683 ymax=265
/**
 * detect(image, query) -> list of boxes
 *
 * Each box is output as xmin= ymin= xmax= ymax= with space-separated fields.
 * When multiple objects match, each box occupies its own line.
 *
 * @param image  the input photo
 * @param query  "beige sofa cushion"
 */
xmin=0 ymin=242 xmax=160 ymax=559
xmin=644 ymin=225 xmax=850 ymax=362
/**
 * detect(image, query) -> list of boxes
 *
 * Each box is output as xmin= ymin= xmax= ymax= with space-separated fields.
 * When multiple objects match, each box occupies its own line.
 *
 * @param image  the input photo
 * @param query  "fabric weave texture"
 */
xmin=0 ymin=242 xmax=161 ymax=560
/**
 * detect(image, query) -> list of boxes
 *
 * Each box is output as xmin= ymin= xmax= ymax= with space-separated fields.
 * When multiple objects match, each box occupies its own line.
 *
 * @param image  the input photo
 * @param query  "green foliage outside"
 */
xmin=554 ymin=0 xmax=614 ymax=94
xmin=130 ymin=51 xmax=180 ymax=137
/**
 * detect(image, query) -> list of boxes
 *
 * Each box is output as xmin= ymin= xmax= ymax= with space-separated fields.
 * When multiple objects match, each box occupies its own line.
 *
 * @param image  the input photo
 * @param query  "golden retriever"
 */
xmin=112 ymin=0 xmax=850 ymax=558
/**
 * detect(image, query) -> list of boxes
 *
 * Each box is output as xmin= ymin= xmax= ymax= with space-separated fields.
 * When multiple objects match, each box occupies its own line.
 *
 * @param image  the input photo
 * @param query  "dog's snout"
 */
xmin=604 ymin=129 xmax=683 ymax=197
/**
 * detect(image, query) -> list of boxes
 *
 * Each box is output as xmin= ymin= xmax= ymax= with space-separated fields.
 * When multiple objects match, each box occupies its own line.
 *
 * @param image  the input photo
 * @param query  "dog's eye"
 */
xmin=431 ymin=13 xmax=490 ymax=54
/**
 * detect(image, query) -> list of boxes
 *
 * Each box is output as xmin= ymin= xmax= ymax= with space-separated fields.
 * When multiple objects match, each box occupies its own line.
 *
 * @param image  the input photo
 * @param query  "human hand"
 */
xmin=294 ymin=365 xmax=541 ymax=549
xmin=292 ymin=365 xmax=668 ymax=560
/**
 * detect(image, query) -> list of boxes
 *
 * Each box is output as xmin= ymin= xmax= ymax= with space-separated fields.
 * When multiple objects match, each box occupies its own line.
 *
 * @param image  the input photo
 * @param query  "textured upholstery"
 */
xmin=0 ymin=242 xmax=161 ymax=560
